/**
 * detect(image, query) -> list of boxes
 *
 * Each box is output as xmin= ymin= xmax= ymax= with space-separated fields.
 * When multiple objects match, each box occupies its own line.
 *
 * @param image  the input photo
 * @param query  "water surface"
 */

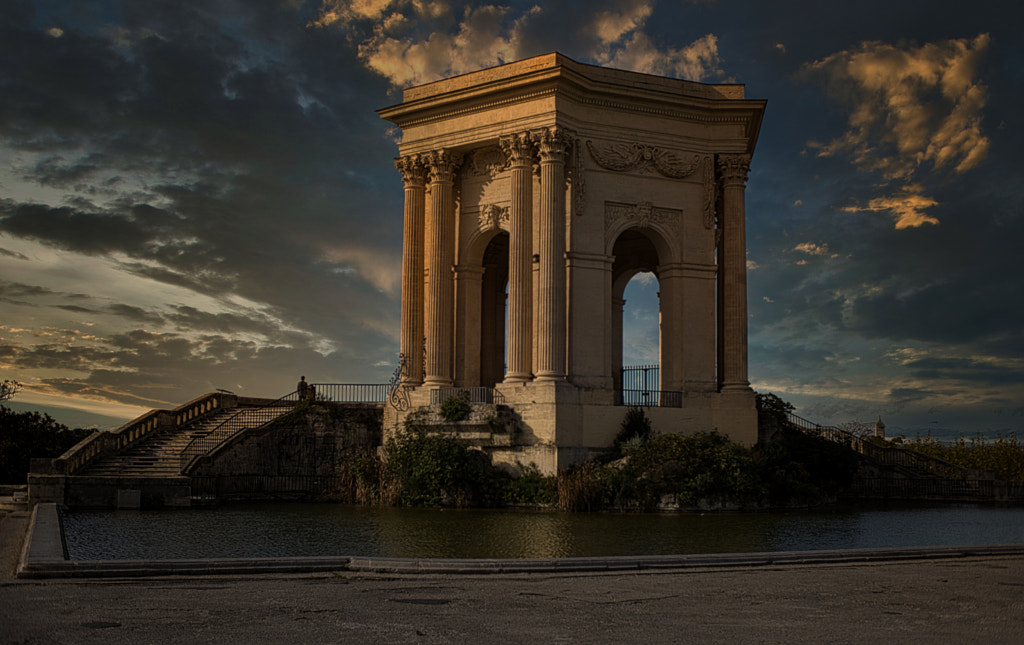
xmin=62 ymin=503 xmax=1024 ymax=561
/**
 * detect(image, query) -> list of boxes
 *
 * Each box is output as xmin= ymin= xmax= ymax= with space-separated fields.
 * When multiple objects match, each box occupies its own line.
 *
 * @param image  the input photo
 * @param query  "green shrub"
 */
xmin=504 ymin=463 xmax=556 ymax=506
xmin=906 ymin=433 xmax=1024 ymax=481
xmin=438 ymin=394 xmax=471 ymax=422
xmin=384 ymin=424 xmax=506 ymax=507
xmin=613 ymin=407 xmax=652 ymax=451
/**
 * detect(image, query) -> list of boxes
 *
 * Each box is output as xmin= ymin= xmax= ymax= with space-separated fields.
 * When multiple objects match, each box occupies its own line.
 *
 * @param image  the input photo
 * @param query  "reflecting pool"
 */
xmin=62 ymin=503 xmax=1024 ymax=561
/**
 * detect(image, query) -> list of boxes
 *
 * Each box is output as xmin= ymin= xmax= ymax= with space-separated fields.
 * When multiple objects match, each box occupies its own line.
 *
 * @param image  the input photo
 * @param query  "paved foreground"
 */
xmin=3 ymin=512 xmax=1024 ymax=644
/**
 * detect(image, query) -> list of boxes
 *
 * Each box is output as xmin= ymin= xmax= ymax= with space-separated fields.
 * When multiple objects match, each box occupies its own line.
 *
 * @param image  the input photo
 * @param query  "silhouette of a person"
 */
xmin=297 ymin=375 xmax=308 ymax=399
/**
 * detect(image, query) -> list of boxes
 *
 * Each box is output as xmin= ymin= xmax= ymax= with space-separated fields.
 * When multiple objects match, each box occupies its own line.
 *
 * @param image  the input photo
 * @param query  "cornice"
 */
xmin=379 ymin=62 xmax=765 ymax=150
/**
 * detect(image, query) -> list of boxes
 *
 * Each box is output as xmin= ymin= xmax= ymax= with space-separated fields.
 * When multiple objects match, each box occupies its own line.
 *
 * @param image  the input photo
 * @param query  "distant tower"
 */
xmin=875 ymin=417 xmax=886 ymax=439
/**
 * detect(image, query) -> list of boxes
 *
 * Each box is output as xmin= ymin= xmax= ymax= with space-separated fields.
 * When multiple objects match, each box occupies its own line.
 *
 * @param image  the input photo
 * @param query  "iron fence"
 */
xmin=309 ymin=383 xmax=390 ymax=403
xmin=430 ymin=387 xmax=504 ymax=405
xmin=617 ymin=365 xmax=682 ymax=407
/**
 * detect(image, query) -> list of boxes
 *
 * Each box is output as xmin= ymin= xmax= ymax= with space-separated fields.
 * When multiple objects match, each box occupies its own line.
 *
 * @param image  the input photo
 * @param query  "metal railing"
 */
xmin=616 ymin=364 xmax=682 ymax=407
xmin=179 ymin=392 xmax=299 ymax=473
xmin=786 ymin=412 xmax=993 ymax=481
xmin=430 ymin=387 xmax=505 ymax=405
xmin=308 ymin=383 xmax=390 ymax=403
xmin=615 ymin=389 xmax=683 ymax=408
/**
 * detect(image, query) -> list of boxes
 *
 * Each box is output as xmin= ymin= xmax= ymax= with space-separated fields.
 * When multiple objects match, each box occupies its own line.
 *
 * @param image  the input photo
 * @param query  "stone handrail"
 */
xmin=179 ymin=392 xmax=300 ymax=474
xmin=786 ymin=413 xmax=994 ymax=481
xmin=54 ymin=392 xmax=237 ymax=475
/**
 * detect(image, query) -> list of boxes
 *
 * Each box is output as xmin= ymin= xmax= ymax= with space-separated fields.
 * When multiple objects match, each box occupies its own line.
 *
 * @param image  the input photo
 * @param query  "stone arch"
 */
xmin=609 ymin=227 xmax=669 ymax=394
xmin=455 ymin=226 xmax=509 ymax=388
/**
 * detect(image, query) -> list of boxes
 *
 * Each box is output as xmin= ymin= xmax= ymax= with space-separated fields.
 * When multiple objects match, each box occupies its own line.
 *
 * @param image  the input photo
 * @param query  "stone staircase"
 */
xmin=79 ymin=409 xmax=240 ymax=477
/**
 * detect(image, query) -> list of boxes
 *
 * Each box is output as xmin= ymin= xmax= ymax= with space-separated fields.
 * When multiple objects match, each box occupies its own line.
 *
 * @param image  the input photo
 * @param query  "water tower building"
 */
xmin=378 ymin=53 xmax=765 ymax=474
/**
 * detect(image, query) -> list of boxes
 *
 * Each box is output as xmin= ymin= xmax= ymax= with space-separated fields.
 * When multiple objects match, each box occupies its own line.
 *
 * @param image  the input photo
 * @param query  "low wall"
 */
xmin=27 ymin=474 xmax=191 ymax=509
xmin=189 ymin=403 xmax=382 ymax=501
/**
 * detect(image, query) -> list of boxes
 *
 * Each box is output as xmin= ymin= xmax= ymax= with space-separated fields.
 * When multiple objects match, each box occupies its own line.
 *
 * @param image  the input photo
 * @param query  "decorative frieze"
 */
xmin=605 ymin=201 xmax=682 ymax=233
xmin=587 ymin=140 xmax=702 ymax=179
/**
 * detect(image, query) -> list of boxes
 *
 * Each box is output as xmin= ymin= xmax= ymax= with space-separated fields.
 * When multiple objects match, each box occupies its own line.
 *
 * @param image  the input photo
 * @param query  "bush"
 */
xmin=613 ymin=407 xmax=652 ymax=451
xmin=383 ymin=424 xmax=506 ymax=507
xmin=906 ymin=433 xmax=1024 ymax=481
xmin=438 ymin=394 xmax=471 ymax=422
xmin=504 ymin=463 xmax=556 ymax=506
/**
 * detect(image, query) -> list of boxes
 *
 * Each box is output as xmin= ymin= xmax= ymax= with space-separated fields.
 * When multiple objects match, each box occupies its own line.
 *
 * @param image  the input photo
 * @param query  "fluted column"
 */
xmin=423 ymin=149 xmax=460 ymax=387
xmin=500 ymin=133 xmax=534 ymax=383
xmin=534 ymin=128 xmax=569 ymax=380
xmin=718 ymin=154 xmax=752 ymax=391
xmin=396 ymin=155 xmax=426 ymax=385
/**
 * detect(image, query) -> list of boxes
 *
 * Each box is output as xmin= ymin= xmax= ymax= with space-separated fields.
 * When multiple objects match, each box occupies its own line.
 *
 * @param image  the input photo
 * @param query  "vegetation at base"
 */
xmin=333 ymin=423 xmax=508 ymax=508
xmin=0 ymin=405 xmax=93 ymax=484
xmin=557 ymin=424 xmax=860 ymax=512
xmin=438 ymin=394 xmax=471 ymax=422
xmin=613 ymin=407 xmax=652 ymax=450
xmin=332 ymin=404 xmax=860 ymax=511
xmin=900 ymin=433 xmax=1024 ymax=481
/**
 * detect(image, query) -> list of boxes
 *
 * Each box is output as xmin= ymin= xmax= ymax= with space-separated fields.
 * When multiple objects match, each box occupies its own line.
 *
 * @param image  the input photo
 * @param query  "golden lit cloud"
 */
xmin=793 ymin=242 xmax=838 ymax=257
xmin=807 ymin=34 xmax=990 ymax=181
xmin=805 ymin=34 xmax=989 ymax=229
xmin=312 ymin=1 xmax=722 ymax=87
xmin=841 ymin=188 xmax=940 ymax=229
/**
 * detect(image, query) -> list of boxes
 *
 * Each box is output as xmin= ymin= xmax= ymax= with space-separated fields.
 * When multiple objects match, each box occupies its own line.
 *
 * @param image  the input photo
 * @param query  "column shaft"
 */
xmin=500 ymin=133 xmax=534 ymax=382
xmin=396 ymin=155 xmax=426 ymax=384
xmin=535 ymin=128 xmax=568 ymax=380
xmin=718 ymin=154 xmax=752 ymax=391
xmin=423 ymin=150 xmax=460 ymax=387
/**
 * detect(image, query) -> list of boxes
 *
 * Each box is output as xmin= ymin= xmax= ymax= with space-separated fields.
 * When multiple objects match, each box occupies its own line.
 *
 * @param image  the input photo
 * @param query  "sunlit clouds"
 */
xmin=805 ymin=34 xmax=990 ymax=229
xmin=312 ymin=0 xmax=723 ymax=88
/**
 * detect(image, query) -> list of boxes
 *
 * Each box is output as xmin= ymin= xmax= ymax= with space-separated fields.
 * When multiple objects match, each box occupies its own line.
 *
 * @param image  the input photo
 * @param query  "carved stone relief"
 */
xmin=605 ymin=201 xmax=682 ymax=234
xmin=587 ymin=140 xmax=702 ymax=179
xmin=477 ymin=203 xmax=509 ymax=231
xmin=465 ymin=146 xmax=507 ymax=178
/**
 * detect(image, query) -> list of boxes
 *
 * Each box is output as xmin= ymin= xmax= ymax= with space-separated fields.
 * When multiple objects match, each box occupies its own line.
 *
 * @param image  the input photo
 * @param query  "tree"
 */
xmin=755 ymin=391 xmax=794 ymax=423
xmin=0 ymin=405 xmax=92 ymax=484
xmin=0 ymin=379 xmax=21 ymax=402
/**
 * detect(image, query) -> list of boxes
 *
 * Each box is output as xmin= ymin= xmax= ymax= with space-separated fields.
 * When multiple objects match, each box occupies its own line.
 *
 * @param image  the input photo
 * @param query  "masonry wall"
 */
xmin=189 ymin=403 xmax=383 ymax=501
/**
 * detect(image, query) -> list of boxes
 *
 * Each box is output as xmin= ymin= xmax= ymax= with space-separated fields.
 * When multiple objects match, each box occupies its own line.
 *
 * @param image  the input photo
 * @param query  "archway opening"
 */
xmin=479 ymin=232 xmax=509 ymax=387
xmin=612 ymin=229 xmax=662 ymax=401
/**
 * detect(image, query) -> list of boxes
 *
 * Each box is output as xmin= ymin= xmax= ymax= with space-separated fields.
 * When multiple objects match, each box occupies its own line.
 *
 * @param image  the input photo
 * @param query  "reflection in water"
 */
xmin=62 ymin=503 xmax=1024 ymax=561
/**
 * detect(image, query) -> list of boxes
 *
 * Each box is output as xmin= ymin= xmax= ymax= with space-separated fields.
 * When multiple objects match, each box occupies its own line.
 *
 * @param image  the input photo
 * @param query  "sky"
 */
xmin=1 ymin=0 xmax=1022 ymax=439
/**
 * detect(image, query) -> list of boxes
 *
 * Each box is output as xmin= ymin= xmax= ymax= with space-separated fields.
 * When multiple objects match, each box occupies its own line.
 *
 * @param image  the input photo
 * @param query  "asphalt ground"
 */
xmin=3 ymin=509 xmax=1024 ymax=643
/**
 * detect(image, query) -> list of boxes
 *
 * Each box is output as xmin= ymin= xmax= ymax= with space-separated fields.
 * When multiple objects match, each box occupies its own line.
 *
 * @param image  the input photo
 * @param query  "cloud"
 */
xmin=313 ymin=1 xmax=724 ymax=88
xmin=841 ymin=188 xmax=939 ymax=229
xmin=792 ymin=242 xmax=837 ymax=257
xmin=806 ymin=34 xmax=990 ymax=180
xmin=804 ymin=34 xmax=990 ymax=228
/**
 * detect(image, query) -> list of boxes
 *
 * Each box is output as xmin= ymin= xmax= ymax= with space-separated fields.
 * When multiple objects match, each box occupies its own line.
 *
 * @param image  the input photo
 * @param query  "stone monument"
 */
xmin=379 ymin=53 xmax=765 ymax=474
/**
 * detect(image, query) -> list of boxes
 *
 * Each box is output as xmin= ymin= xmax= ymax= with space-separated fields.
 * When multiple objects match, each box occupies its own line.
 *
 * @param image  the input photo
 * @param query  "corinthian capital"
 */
xmin=499 ymin=132 xmax=535 ymax=167
xmin=395 ymin=155 xmax=426 ymax=186
xmin=534 ymin=126 xmax=572 ymax=163
xmin=717 ymin=154 xmax=751 ymax=186
xmin=426 ymin=149 xmax=461 ymax=183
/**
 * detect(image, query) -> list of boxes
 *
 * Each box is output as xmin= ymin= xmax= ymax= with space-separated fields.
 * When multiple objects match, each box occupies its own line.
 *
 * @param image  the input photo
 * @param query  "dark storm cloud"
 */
xmin=905 ymin=358 xmax=1024 ymax=386
xmin=0 ymin=201 xmax=157 ymax=254
xmin=1 ymin=0 xmax=402 ymax=352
